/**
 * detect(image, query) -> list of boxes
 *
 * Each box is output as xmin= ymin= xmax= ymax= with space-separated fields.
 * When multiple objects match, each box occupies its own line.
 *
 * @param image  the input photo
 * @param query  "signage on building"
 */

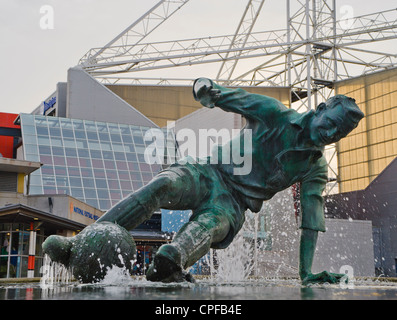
xmin=69 ymin=202 xmax=99 ymax=223
xmin=43 ymin=96 xmax=56 ymax=114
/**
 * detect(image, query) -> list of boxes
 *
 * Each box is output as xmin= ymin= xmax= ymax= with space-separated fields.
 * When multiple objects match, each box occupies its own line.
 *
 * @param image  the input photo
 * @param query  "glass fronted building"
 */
xmin=19 ymin=113 xmax=167 ymax=211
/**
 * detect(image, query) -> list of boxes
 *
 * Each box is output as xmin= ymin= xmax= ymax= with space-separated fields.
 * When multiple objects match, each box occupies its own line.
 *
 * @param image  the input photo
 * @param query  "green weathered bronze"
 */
xmin=42 ymin=78 xmax=364 ymax=285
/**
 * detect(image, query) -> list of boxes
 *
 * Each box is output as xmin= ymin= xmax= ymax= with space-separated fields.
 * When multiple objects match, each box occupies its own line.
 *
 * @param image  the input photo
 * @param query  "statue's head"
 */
xmin=310 ymin=95 xmax=364 ymax=147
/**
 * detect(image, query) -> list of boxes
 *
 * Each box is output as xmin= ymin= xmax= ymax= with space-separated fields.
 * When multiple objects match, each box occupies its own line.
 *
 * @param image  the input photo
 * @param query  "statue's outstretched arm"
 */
xmin=193 ymin=78 xmax=283 ymax=121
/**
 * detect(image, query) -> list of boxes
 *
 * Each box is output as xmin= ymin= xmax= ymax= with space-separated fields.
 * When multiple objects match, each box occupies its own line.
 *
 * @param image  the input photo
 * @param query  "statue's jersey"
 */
xmin=208 ymin=82 xmax=328 ymax=232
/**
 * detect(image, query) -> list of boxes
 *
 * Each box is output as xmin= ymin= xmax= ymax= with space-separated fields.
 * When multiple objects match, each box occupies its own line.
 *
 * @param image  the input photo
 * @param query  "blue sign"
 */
xmin=43 ymin=96 xmax=56 ymax=114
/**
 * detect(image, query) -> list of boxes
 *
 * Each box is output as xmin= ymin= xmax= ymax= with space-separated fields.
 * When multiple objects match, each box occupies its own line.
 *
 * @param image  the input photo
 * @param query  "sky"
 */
xmin=0 ymin=0 xmax=396 ymax=115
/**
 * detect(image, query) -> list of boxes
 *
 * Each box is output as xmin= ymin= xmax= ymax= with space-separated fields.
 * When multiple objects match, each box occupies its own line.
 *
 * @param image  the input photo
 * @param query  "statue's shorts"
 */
xmin=156 ymin=157 xmax=246 ymax=249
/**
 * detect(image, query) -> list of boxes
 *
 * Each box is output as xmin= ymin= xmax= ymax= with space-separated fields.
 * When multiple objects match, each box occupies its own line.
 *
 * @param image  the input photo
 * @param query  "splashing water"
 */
xmin=40 ymin=254 xmax=73 ymax=288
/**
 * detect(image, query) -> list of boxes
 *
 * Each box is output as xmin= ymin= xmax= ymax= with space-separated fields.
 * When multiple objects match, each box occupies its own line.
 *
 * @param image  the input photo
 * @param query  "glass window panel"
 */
xmin=25 ymin=144 xmax=38 ymax=155
xmin=90 ymin=150 xmax=102 ymax=159
xmin=75 ymin=140 xmax=88 ymax=149
xmin=122 ymin=135 xmax=133 ymax=144
xmin=37 ymin=135 xmax=50 ymax=145
xmin=50 ymin=136 xmax=62 ymax=147
xmin=41 ymin=166 xmax=54 ymax=175
xmin=68 ymin=167 xmax=81 ymax=177
xmin=49 ymin=127 xmax=61 ymax=136
xmin=40 ymin=155 xmax=53 ymax=165
xmin=36 ymin=126 xmax=49 ymax=135
xmin=88 ymin=141 xmax=101 ymax=150
xmin=110 ymin=191 xmax=122 ymax=200
xmin=74 ymin=130 xmax=86 ymax=139
xmin=137 ymin=153 xmax=145 ymax=162
xmin=54 ymin=166 xmax=67 ymax=176
xmin=43 ymin=187 xmax=57 ymax=194
xmin=133 ymin=135 xmax=144 ymax=145
xmin=43 ymin=176 xmax=56 ymax=186
xmin=85 ymin=189 xmax=97 ymax=198
xmin=84 ymin=121 xmax=97 ymax=131
xmin=29 ymin=174 xmax=42 ymax=185
xmin=142 ymin=173 xmax=153 ymax=182
xmin=79 ymin=158 xmax=92 ymax=168
xmin=47 ymin=117 xmax=60 ymax=127
xmin=106 ymin=170 xmax=118 ymax=179
xmin=128 ymin=162 xmax=139 ymax=171
xmin=86 ymin=199 xmax=99 ymax=209
xmin=52 ymin=147 xmax=64 ymax=156
xmin=92 ymin=159 xmax=104 ymax=168
xmin=53 ymin=156 xmax=66 ymax=166
xmin=78 ymin=149 xmax=89 ymax=158
xmin=62 ymin=128 xmax=74 ymax=138
xmin=29 ymin=186 xmax=43 ymax=194
xmin=110 ymin=134 xmax=122 ymax=143
xmin=87 ymin=131 xmax=99 ymax=140
xmin=39 ymin=145 xmax=51 ymax=155
xmin=131 ymin=172 xmax=142 ymax=181
xmin=57 ymin=187 xmax=70 ymax=195
xmin=139 ymin=163 xmax=151 ymax=172
xmin=119 ymin=125 xmax=130 ymax=134
xmin=80 ymin=168 xmax=93 ymax=177
xmin=108 ymin=181 xmax=120 ymax=190
xmin=120 ymin=180 xmax=132 ymax=190
xmin=71 ymin=188 xmax=84 ymax=198
xmin=112 ymin=143 xmax=124 ymax=152
xmin=102 ymin=151 xmax=114 ymax=160
xmin=118 ymin=171 xmax=130 ymax=180
xmin=95 ymin=179 xmax=108 ymax=189
xmin=99 ymin=200 xmax=111 ymax=210
xmin=116 ymin=161 xmax=128 ymax=170
xmin=97 ymin=189 xmax=109 ymax=199
xmin=56 ymin=176 xmax=69 ymax=187
xmin=72 ymin=119 xmax=84 ymax=130
xmin=96 ymin=123 xmax=108 ymax=132
xmin=132 ymin=181 xmax=143 ymax=190
xmin=100 ymin=142 xmax=112 ymax=151
xmin=60 ymin=119 xmax=74 ymax=129
xmin=108 ymin=124 xmax=121 ymax=134
xmin=83 ymin=178 xmax=95 ymax=188
xmin=23 ymin=134 xmax=37 ymax=144
xmin=66 ymin=157 xmax=79 ymax=166
xmin=99 ymin=132 xmax=110 ymax=141
xmin=93 ymin=169 xmax=106 ymax=178
xmin=65 ymin=148 xmax=77 ymax=157
xmin=104 ymin=160 xmax=115 ymax=169
xmin=63 ymin=139 xmax=76 ymax=148
xmin=124 ymin=144 xmax=135 ymax=153
xmin=126 ymin=153 xmax=137 ymax=162
xmin=114 ymin=152 xmax=126 ymax=161
xmin=70 ymin=177 xmax=83 ymax=187
xmin=22 ymin=125 xmax=35 ymax=134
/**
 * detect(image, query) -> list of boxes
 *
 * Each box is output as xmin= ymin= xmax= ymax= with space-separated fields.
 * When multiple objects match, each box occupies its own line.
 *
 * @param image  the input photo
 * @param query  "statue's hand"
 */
xmin=193 ymin=78 xmax=221 ymax=108
xmin=302 ymin=271 xmax=348 ymax=286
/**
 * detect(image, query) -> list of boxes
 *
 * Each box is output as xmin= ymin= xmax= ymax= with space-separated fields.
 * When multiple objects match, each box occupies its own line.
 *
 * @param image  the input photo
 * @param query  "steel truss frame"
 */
xmin=78 ymin=0 xmax=397 ymax=194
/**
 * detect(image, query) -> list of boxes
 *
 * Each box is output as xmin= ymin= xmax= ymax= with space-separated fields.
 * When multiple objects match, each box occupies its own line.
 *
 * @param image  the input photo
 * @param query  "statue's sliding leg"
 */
xmin=97 ymin=173 xmax=187 ymax=230
xmin=146 ymin=213 xmax=230 ymax=282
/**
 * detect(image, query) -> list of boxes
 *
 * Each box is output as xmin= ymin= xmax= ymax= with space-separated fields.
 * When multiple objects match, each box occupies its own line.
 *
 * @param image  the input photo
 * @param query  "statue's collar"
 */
xmin=290 ymin=109 xmax=315 ymax=130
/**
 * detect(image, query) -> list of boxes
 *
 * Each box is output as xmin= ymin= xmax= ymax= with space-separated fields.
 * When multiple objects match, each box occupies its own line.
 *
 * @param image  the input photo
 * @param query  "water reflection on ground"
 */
xmin=1 ymin=278 xmax=397 ymax=300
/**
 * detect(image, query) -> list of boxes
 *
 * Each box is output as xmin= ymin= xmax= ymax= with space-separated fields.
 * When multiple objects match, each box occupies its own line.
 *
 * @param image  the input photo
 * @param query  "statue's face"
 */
xmin=310 ymin=103 xmax=349 ymax=147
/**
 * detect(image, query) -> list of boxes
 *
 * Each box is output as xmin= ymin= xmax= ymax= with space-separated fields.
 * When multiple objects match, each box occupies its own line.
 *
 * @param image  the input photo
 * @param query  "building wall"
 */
xmin=0 ymin=112 xmax=20 ymax=159
xmin=107 ymin=84 xmax=291 ymax=128
xmin=66 ymin=68 xmax=157 ymax=128
xmin=335 ymin=68 xmax=397 ymax=193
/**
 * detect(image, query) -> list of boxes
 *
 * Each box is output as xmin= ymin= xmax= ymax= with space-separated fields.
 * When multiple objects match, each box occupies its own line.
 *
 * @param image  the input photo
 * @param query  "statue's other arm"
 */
xmin=193 ymin=78 xmax=286 ymax=122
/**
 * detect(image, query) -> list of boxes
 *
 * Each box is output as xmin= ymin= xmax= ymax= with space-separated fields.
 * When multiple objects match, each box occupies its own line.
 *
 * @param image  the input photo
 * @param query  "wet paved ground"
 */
xmin=1 ymin=277 xmax=397 ymax=300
